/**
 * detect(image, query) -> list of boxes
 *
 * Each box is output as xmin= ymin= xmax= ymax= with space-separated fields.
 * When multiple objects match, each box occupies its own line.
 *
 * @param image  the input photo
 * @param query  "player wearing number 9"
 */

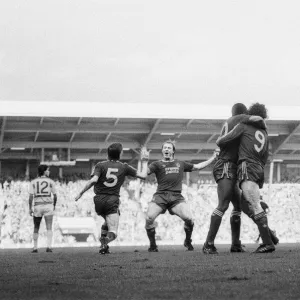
xmin=216 ymin=103 xmax=275 ymax=253
xmin=28 ymin=164 xmax=57 ymax=253
xmin=74 ymin=143 xmax=150 ymax=254
xmin=203 ymin=103 xmax=266 ymax=255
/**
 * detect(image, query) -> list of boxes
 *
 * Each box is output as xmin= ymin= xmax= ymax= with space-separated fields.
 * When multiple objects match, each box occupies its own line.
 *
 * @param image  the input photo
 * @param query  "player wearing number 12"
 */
xmin=29 ymin=164 xmax=57 ymax=253
xmin=217 ymin=103 xmax=275 ymax=253
xmin=75 ymin=143 xmax=150 ymax=254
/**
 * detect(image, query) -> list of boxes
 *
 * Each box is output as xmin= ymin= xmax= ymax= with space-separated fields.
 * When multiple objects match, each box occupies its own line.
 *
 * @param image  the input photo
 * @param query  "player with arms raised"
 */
xmin=145 ymin=140 xmax=218 ymax=252
xmin=29 ymin=165 xmax=57 ymax=253
xmin=75 ymin=143 xmax=150 ymax=254
xmin=216 ymin=103 xmax=275 ymax=253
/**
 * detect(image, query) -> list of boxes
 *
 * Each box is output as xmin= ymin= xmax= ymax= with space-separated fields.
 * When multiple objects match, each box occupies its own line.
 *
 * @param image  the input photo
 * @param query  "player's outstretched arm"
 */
xmin=192 ymin=149 xmax=219 ymax=170
xmin=216 ymin=123 xmax=244 ymax=147
xmin=75 ymin=175 xmax=99 ymax=201
xmin=136 ymin=146 xmax=151 ymax=179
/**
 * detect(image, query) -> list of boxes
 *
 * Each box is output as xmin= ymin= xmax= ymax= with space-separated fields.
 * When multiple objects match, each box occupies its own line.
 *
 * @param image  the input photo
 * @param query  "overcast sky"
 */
xmin=1 ymin=0 xmax=300 ymax=107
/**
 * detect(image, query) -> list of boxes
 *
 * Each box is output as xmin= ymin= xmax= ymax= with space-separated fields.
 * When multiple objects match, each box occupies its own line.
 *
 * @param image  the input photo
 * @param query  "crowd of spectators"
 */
xmin=1 ymin=179 xmax=300 ymax=248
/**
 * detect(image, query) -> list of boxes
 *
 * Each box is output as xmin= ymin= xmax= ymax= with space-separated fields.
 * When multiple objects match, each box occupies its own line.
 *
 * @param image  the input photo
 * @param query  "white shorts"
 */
xmin=34 ymin=204 xmax=54 ymax=217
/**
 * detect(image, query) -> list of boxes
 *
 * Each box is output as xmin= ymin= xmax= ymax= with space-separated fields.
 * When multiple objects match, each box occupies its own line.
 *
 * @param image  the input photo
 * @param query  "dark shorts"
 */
xmin=213 ymin=160 xmax=238 ymax=182
xmin=151 ymin=191 xmax=185 ymax=214
xmin=94 ymin=194 xmax=120 ymax=218
xmin=238 ymin=161 xmax=265 ymax=189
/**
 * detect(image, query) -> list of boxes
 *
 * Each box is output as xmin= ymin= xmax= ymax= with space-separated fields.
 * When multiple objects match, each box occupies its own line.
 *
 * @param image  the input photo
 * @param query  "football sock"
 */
xmin=46 ymin=230 xmax=53 ymax=248
xmin=269 ymin=228 xmax=277 ymax=242
xmin=184 ymin=220 xmax=194 ymax=241
xmin=33 ymin=233 xmax=38 ymax=249
xmin=206 ymin=209 xmax=223 ymax=244
xmin=230 ymin=211 xmax=241 ymax=245
xmin=101 ymin=224 xmax=108 ymax=238
xmin=254 ymin=212 xmax=273 ymax=245
xmin=146 ymin=228 xmax=157 ymax=247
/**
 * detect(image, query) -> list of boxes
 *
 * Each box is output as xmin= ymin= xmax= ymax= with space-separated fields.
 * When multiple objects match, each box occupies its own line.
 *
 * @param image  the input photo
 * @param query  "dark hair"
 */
xmin=162 ymin=140 xmax=176 ymax=152
xmin=248 ymin=103 xmax=268 ymax=119
xmin=108 ymin=143 xmax=123 ymax=160
xmin=38 ymin=164 xmax=49 ymax=176
xmin=231 ymin=103 xmax=248 ymax=116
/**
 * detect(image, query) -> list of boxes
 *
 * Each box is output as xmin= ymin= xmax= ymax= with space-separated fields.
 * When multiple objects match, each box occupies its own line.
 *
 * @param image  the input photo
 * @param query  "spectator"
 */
xmin=0 ymin=178 xmax=299 ymax=247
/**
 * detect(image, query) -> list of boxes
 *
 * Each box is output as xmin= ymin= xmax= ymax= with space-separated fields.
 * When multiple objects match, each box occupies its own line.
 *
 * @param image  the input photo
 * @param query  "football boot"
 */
xmin=99 ymin=244 xmax=109 ymax=255
xmin=253 ymin=244 xmax=275 ymax=253
xmin=148 ymin=244 xmax=158 ymax=252
xmin=230 ymin=244 xmax=246 ymax=253
xmin=270 ymin=230 xmax=279 ymax=245
xmin=184 ymin=239 xmax=194 ymax=251
xmin=202 ymin=242 xmax=218 ymax=254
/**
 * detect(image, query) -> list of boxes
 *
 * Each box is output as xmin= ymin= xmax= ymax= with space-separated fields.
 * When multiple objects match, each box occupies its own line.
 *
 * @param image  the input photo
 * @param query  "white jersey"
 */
xmin=29 ymin=176 xmax=56 ymax=205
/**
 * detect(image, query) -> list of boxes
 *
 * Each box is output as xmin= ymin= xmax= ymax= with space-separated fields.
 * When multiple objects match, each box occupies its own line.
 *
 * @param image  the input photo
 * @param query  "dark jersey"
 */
xmin=148 ymin=159 xmax=194 ymax=193
xmin=92 ymin=160 xmax=137 ymax=196
xmin=218 ymin=114 xmax=249 ymax=163
xmin=218 ymin=114 xmax=266 ymax=163
xmin=218 ymin=124 xmax=269 ymax=166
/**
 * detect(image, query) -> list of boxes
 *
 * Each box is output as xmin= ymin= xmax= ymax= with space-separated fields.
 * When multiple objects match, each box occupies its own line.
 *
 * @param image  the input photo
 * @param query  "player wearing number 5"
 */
xmin=75 ymin=143 xmax=150 ymax=254
xmin=29 ymin=165 xmax=57 ymax=253
xmin=216 ymin=103 xmax=275 ymax=253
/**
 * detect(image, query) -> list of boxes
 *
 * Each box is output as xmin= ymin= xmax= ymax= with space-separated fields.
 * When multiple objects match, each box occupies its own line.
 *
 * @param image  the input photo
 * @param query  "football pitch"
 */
xmin=1 ymin=243 xmax=300 ymax=300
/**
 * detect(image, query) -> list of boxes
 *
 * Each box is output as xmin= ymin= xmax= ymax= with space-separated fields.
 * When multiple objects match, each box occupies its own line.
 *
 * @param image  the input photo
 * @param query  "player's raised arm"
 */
xmin=192 ymin=149 xmax=219 ymax=171
xmin=75 ymin=175 xmax=99 ymax=202
xmin=216 ymin=123 xmax=245 ymax=147
xmin=136 ymin=146 xmax=151 ymax=179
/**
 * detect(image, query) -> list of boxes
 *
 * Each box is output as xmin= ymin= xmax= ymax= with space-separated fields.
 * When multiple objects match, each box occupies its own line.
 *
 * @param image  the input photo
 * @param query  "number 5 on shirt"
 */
xmin=104 ymin=168 xmax=119 ymax=187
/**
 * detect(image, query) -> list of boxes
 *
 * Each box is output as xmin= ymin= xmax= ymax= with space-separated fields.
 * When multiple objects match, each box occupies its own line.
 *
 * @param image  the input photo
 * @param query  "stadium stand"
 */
xmin=0 ymin=111 xmax=300 ymax=248
xmin=0 ymin=179 xmax=300 ymax=248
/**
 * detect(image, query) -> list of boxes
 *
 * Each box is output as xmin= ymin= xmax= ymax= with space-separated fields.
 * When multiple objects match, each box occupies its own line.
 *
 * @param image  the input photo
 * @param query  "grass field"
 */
xmin=1 ymin=243 xmax=300 ymax=300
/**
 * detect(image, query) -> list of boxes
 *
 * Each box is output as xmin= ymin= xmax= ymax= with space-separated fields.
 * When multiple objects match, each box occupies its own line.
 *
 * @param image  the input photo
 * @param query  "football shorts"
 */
xmin=94 ymin=194 xmax=120 ymax=218
xmin=238 ymin=161 xmax=265 ymax=189
xmin=213 ymin=159 xmax=238 ymax=182
xmin=33 ymin=203 xmax=54 ymax=217
xmin=151 ymin=191 xmax=185 ymax=214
